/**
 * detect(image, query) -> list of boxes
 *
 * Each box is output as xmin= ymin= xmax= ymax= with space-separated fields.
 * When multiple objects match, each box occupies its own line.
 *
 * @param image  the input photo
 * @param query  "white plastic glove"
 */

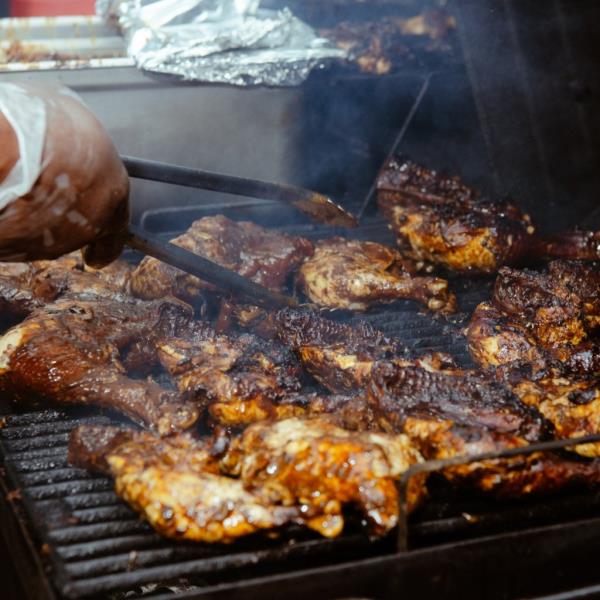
xmin=0 ymin=83 xmax=129 ymax=267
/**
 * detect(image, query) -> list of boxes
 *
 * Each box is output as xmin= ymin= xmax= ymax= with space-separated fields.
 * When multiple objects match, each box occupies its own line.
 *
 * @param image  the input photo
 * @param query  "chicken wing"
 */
xmin=297 ymin=237 xmax=455 ymax=312
xmin=377 ymin=157 xmax=600 ymax=274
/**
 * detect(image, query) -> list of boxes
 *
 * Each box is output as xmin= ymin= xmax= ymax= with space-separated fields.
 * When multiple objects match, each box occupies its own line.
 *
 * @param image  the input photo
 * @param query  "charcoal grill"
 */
xmin=3 ymin=181 xmax=600 ymax=598
xmin=1 ymin=1 xmax=600 ymax=598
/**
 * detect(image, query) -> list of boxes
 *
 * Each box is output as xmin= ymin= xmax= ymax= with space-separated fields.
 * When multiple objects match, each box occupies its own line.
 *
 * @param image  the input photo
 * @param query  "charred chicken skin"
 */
xmin=130 ymin=215 xmax=313 ymax=303
xmin=466 ymin=260 xmax=600 ymax=454
xmin=297 ymin=237 xmax=455 ymax=312
xmin=511 ymin=376 xmax=600 ymax=458
xmin=366 ymin=360 xmax=546 ymax=441
xmin=366 ymin=360 xmax=600 ymax=498
xmin=69 ymin=425 xmax=300 ymax=543
xmin=377 ymin=157 xmax=600 ymax=274
xmin=467 ymin=261 xmax=600 ymax=376
xmin=256 ymin=307 xmax=410 ymax=392
xmin=0 ymin=295 xmax=199 ymax=434
xmin=155 ymin=321 xmax=309 ymax=427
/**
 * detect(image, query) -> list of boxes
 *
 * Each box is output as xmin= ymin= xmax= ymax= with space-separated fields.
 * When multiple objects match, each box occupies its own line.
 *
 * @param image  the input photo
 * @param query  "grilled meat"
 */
xmin=377 ymin=157 xmax=600 ymax=274
xmin=69 ymin=425 xmax=300 ymax=543
xmin=155 ymin=322 xmax=307 ymax=427
xmin=366 ymin=360 xmax=546 ymax=441
xmin=366 ymin=361 xmax=600 ymax=498
xmin=130 ymin=215 xmax=313 ymax=303
xmin=322 ymin=11 xmax=456 ymax=75
xmin=403 ymin=416 xmax=600 ymax=499
xmin=0 ymin=252 xmax=131 ymax=319
xmin=512 ymin=377 xmax=600 ymax=457
xmin=467 ymin=261 xmax=600 ymax=375
xmin=297 ymin=237 xmax=455 ymax=312
xmin=0 ymin=295 xmax=199 ymax=434
xmin=256 ymin=307 xmax=411 ymax=392
xmin=220 ymin=417 xmax=425 ymax=537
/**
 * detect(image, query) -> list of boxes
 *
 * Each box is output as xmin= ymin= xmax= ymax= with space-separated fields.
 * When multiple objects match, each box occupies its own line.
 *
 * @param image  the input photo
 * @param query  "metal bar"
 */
xmin=123 ymin=156 xmax=358 ymax=229
xmin=396 ymin=432 xmax=600 ymax=552
xmin=127 ymin=226 xmax=298 ymax=309
xmin=357 ymin=72 xmax=433 ymax=220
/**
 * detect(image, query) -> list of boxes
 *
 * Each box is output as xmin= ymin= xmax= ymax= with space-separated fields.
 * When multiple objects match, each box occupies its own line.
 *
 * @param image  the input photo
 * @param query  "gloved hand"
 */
xmin=0 ymin=83 xmax=129 ymax=267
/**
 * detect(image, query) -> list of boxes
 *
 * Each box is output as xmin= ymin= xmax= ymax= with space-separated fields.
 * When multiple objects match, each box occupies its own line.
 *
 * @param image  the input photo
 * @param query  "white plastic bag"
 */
xmin=0 ymin=83 xmax=47 ymax=210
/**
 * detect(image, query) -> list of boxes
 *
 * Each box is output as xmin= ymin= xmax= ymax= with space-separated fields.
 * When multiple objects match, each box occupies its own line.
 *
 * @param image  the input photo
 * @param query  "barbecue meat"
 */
xmin=512 ymin=377 xmax=600 ymax=457
xmin=366 ymin=360 xmax=546 ymax=441
xmin=69 ymin=425 xmax=300 ymax=543
xmin=220 ymin=417 xmax=426 ymax=537
xmin=256 ymin=307 xmax=411 ymax=392
xmin=155 ymin=322 xmax=307 ymax=427
xmin=0 ymin=295 xmax=199 ymax=434
xmin=0 ymin=263 xmax=41 ymax=319
xmin=467 ymin=261 xmax=600 ymax=375
xmin=130 ymin=216 xmax=313 ymax=303
xmin=0 ymin=252 xmax=132 ymax=320
xmin=377 ymin=157 xmax=600 ymax=274
xmin=321 ymin=11 xmax=456 ymax=75
xmin=377 ymin=156 xmax=535 ymax=274
xmin=366 ymin=361 xmax=600 ymax=498
xmin=402 ymin=416 xmax=600 ymax=498
xmin=297 ymin=237 xmax=455 ymax=312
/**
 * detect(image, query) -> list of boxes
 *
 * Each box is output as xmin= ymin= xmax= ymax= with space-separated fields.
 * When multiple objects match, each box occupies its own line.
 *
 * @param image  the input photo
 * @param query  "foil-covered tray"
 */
xmin=98 ymin=0 xmax=346 ymax=86
xmin=0 ymin=15 xmax=132 ymax=72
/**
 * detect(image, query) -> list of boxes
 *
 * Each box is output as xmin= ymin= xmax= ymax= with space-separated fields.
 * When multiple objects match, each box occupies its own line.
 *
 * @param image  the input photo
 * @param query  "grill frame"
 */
xmin=0 ymin=53 xmax=599 ymax=600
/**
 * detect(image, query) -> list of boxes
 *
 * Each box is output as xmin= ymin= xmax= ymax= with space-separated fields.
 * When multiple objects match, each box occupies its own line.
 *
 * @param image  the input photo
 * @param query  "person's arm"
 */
xmin=0 ymin=83 xmax=129 ymax=267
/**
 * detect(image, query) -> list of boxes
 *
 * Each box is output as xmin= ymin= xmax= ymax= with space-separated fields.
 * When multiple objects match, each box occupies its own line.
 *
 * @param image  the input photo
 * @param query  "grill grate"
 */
xmin=0 ymin=411 xmax=393 ymax=599
xmin=2 ymin=269 xmax=600 ymax=599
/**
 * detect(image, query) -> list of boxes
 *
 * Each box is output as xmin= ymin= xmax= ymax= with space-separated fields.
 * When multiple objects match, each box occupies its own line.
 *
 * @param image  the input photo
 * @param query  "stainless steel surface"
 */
xmin=0 ymin=67 xmax=304 ymax=220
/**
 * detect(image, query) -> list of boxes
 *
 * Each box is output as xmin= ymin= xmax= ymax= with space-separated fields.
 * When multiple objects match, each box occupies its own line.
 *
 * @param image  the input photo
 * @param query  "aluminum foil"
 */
xmin=96 ymin=0 xmax=347 ymax=86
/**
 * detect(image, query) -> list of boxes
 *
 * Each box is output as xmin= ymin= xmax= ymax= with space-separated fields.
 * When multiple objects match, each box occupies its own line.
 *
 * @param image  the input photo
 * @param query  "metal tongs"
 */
xmin=123 ymin=156 xmax=358 ymax=308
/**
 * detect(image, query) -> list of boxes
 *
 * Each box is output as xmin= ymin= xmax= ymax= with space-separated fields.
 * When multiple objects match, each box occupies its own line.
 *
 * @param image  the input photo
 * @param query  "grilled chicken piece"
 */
xmin=297 ymin=237 xmax=455 ymax=313
xmin=0 ymin=295 xmax=199 ymax=434
xmin=0 ymin=263 xmax=41 ymax=319
xmin=130 ymin=215 xmax=313 ymax=303
xmin=69 ymin=425 xmax=300 ymax=543
xmin=377 ymin=157 xmax=600 ymax=274
xmin=366 ymin=360 xmax=546 ymax=441
xmin=321 ymin=11 xmax=455 ymax=75
xmin=366 ymin=361 xmax=600 ymax=497
xmin=0 ymin=252 xmax=132 ymax=319
xmin=155 ymin=322 xmax=308 ymax=427
xmin=512 ymin=377 xmax=600 ymax=458
xmin=256 ymin=307 xmax=411 ymax=392
xmin=467 ymin=261 xmax=600 ymax=375
xmin=402 ymin=416 xmax=600 ymax=498
xmin=31 ymin=253 xmax=132 ymax=300
xmin=220 ymin=417 xmax=425 ymax=537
